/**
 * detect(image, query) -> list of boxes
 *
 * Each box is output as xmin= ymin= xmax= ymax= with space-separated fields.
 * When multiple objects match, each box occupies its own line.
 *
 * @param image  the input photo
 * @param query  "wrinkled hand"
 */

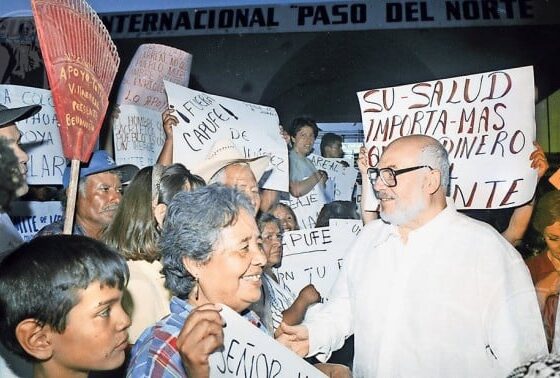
xmin=298 ymin=284 xmax=321 ymax=306
xmin=275 ymin=323 xmax=310 ymax=357
xmin=162 ymin=107 xmax=179 ymax=140
xmin=177 ymin=303 xmax=225 ymax=378
xmin=530 ymin=141 xmax=549 ymax=179
xmin=358 ymin=146 xmax=369 ymax=175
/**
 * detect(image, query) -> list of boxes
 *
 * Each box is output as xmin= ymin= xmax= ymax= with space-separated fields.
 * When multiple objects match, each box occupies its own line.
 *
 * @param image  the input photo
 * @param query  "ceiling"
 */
xmin=111 ymin=24 xmax=560 ymax=124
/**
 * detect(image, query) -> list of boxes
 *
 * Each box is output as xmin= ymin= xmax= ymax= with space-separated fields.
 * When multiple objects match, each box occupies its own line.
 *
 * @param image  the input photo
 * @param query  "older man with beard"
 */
xmin=278 ymin=134 xmax=546 ymax=377
xmin=36 ymin=150 xmax=137 ymax=240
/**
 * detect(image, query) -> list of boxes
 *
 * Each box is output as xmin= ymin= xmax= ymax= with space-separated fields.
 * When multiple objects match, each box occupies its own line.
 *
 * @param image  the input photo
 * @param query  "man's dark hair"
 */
xmin=320 ymin=132 xmax=343 ymax=156
xmin=0 ymin=235 xmax=129 ymax=361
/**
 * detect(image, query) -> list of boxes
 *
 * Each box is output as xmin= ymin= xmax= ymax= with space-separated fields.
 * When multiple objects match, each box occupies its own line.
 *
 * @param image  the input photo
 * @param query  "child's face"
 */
xmin=50 ymin=281 xmax=130 ymax=373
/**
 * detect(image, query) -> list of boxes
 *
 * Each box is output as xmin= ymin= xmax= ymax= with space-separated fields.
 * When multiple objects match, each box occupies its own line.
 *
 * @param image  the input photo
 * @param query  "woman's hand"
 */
xmin=530 ymin=141 xmax=549 ymax=179
xmin=162 ymin=107 xmax=179 ymax=140
xmin=177 ymin=303 xmax=225 ymax=378
xmin=316 ymin=170 xmax=328 ymax=185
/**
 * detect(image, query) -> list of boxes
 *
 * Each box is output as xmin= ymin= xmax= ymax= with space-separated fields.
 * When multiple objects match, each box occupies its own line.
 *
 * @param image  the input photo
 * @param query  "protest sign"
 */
xmin=287 ymin=185 xmax=326 ymax=229
xmin=209 ymin=305 xmax=326 ymax=377
xmin=357 ymin=66 xmax=537 ymax=210
xmin=166 ymin=81 xmax=288 ymax=191
xmin=308 ymin=154 xmax=358 ymax=201
xmin=274 ymin=221 xmax=360 ymax=299
xmin=0 ymin=85 xmax=65 ymax=185
xmin=116 ymin=44 xmax=192 ymax=112
xmin=113 ymin=104 xmax=166 ymax=168
xmin=9 ymin=201 xmax=63 ymax=241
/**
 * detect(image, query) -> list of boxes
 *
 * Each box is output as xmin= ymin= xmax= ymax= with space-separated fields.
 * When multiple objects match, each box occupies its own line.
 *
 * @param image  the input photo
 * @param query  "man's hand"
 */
xmin=358 ymin=146 xmax=369 ymax=176
xmin=177 ymin=303 xmax=225 ymax=378
xmin=275 ymin=322 xmax=310 ymax=357
xmin=530 ymin=141 xmax=549 ymax=179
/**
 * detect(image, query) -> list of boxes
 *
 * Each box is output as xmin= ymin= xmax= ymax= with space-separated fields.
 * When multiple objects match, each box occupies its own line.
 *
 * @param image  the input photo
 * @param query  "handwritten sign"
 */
xmin=274 ymin=220 xmax=361 ymax=299
xmin=0 ymin=85 xmax=65 ymax=185
xmin=308 ymin=154 xmax=358 ymax=201
xmin=116 ymin=44 xmax=192 ymax=112
xmin=113 ymin=104 xmax=165 ymax=168
xmin=287 ymin=185 xmax=326 ymax=230
xmin=209 ymin=305 xmax=325 ymax=377
xmin=357 ymin=66 xmax=537 ymax=210
xmin=9 ymin=201 xmax=63 ymax=241
xmin=166 ymin=81 xmax=288 ymax=191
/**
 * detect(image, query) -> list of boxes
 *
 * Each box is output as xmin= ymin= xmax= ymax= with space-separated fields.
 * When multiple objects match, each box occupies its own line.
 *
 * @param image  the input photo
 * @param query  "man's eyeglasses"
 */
xmin=367 ymin=165 xmax=433 ymax=188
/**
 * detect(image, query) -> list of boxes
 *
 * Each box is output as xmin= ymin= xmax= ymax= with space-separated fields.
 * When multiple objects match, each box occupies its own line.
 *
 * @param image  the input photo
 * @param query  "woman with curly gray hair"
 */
xmin=128 ymin=184 xmax=267 ymax=377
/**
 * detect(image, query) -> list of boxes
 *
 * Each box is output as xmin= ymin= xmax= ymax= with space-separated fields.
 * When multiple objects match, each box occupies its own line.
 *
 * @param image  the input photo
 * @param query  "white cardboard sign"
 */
xmin=287 ymin=186 xmax=326 ymax=230
xmin=116 ymin=44 xmax=192 ymax=112
xmin=0 ymin=85 xmax=65 ymax=185
xmin=113 ymin=104 xmax=166 ymax=168
xmin=274 ymin=220 xmax=361 ymax=299
xmin=9 ymin=201 xmax=63 ymax=241
xmin=308 ymin=154 xmax=358 ymax=201
xmin=357 ymin=66 xmax=537 ymax=210
xmin=209 ymin=305 xmax=326 ymax=377
xmin=166 ymin=81 xmax=288 ymax=191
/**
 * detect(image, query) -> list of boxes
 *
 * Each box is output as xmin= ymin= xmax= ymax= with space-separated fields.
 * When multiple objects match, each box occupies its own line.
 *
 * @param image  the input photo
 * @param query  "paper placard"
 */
xmin=308 ymin=154 xmax=358 ymax=201
xmin=166 ymin=81 xmax=288 ymax=191
xmin=113 ymin=104 xmax=166 ymax=168
xmin=0 ymin=85 xmax=65 ymax=185
xmin=287 ymin=185 xmax=326 ymax=230
xmin=9 ymin=201 xmax=63 ymax=241
xmin=274 ymin=220 xmax=361 ymax=299
xmin=357 ymin=66 xmax=537 ymax=210
xmin=209 ymin=305 xmax=326 ymax=377
xmin=116 ymin=44 xmax=192 ymax=112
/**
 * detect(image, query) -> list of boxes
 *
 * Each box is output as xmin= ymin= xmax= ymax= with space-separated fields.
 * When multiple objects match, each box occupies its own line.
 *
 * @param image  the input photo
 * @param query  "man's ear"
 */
xmin=154 ymin=203 xmax=168 ymax=230
xmin=425 ymin=169 xmax=441 ymax=195
xmin=15 ymin=319 xmax=54 ymax=361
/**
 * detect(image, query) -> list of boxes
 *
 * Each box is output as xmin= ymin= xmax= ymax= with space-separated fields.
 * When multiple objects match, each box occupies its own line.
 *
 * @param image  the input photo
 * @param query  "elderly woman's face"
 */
xmin=261 ymin=222 xmax=283 ymax=268
xmin=544 ymin=221 xmax=560 ymax=256
xmin=196 ymin=209 xmax=266 ymax=312
xmin=272 ymin=206 xmax=298 ymax=232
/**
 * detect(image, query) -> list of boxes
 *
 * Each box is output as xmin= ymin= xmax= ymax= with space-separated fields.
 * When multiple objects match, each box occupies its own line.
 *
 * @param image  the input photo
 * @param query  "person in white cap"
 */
xmin=192 ymin=138 xmax=270 ymax=215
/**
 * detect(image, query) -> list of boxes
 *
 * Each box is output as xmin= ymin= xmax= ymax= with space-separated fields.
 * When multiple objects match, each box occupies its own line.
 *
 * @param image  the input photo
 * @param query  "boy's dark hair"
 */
xmin=320 ymin=132 xmax=343 ymax=156
xmin=289 ymin=117 xmax=319 ymax=139
xmin=0 ymin=235 xmax=129 ymax=360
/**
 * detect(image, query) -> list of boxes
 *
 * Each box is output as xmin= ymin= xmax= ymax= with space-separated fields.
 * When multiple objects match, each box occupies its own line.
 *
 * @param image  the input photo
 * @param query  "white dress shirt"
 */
xmin=304 ymin=202 xmax=547 ymax=377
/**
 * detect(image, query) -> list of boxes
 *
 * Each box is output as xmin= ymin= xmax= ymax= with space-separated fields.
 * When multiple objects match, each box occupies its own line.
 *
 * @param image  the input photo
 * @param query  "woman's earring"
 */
xmin=195 ymin=277 xmax=199 ymax=301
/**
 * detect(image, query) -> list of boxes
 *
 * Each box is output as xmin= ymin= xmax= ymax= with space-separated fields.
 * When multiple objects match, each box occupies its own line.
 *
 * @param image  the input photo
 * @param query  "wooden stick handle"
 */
xmin=63 ymin=159 xmax=80 ymax=235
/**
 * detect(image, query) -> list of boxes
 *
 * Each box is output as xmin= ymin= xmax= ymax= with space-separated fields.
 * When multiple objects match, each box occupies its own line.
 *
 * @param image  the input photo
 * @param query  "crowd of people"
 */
xmin=1 ymin=92 xmax=559 ymax=378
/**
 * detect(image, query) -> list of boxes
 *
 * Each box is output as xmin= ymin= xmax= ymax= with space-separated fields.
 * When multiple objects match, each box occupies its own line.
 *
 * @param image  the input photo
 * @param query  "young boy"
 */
xmin=0 ymin=235 xmax=131 ymax=378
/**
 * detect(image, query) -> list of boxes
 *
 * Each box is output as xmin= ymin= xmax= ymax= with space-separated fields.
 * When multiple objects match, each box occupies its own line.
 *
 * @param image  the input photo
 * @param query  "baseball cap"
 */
xmin=62 ymin=150 xmax=139 ymax=188
xmin=0 ymin=104 xmax=42 ymax=127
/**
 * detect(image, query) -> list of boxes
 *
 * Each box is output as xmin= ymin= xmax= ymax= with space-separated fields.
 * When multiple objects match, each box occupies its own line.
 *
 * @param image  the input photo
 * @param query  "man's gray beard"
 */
xmin=379 ymin=199 xmax=427 ymax=226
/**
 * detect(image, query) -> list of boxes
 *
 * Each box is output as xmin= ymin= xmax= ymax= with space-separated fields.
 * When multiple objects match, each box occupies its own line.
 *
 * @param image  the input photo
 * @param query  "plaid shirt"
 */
xmin=127 ymin=296 xmax=266 ymax=377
